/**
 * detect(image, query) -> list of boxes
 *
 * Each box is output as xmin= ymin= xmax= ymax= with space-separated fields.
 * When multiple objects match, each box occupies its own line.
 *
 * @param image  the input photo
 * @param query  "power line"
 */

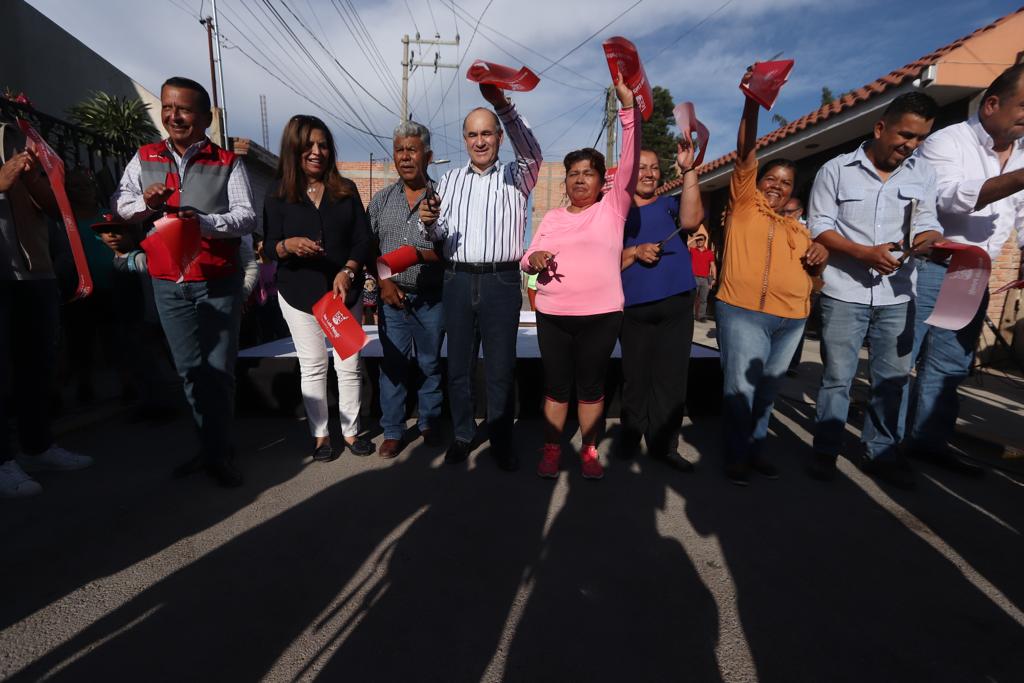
xmin=539 ymin=0 xmax=645 ymax=76
xmin=256 ymin=0 xmax=391 ymax=155
xmin=330 ymin=0 xmax=403 ymax=110
xmin=544 ymin=96 xmax=606 ymax=154
xmin=428 ymin=0 xmax=493 ymax=125
xmin=648 ymin=0 xmax=735 ymax=63
xmin=278 ymin=0 xmax=400 ymax=117
xmin=441 ymin=0 xmax=605 ymax=90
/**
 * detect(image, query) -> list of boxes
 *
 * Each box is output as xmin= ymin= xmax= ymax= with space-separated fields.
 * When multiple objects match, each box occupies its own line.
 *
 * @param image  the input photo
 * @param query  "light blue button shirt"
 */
xmin=808 ymin=143 xmax=942 ymax=305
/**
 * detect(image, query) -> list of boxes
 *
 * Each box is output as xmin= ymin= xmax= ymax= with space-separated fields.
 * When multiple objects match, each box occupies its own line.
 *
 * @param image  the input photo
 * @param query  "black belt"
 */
xmin=447 ymin=261 xmax=519 ymax=274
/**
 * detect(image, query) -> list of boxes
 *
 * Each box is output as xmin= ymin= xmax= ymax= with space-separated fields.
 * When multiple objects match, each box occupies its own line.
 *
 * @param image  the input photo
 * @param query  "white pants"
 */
xmin=278 ymin=292 xmax=362 ymax=438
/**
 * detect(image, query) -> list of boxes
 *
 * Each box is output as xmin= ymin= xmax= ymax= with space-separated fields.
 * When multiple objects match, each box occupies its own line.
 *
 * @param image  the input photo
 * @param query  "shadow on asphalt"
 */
xmin=4 ymin=400 xmax=1024 ymax=682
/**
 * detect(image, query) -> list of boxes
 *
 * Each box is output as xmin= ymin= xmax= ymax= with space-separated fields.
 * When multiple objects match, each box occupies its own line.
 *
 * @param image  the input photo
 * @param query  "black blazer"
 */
xmin=263 ymin=181 xmax=371 ymax=313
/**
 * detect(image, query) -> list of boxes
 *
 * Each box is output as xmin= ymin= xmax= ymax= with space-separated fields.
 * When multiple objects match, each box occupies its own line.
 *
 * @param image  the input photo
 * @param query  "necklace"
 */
xmin=307 ymin=181 xmax=322 ymax=195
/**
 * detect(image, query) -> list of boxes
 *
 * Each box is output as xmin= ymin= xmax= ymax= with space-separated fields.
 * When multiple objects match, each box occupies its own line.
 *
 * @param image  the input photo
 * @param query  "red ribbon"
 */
xmin=740 ymin=60 xmax=795 ymax=111
xmin=312 ymin=292 xmax=367 ymax=360
xmin=602 ymin=37 xmax=654 ymax=122
xmin=466 ymin=60 xmax=540 ymax=92
xmin=14 ymin=95 xmax=93 ymax=300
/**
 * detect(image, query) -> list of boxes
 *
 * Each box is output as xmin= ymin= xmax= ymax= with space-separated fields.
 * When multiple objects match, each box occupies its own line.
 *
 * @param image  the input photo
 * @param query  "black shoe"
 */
xmin=749 ymin=456 xmax=779 ymax=479
xmin=420 ymin=427 xmax=443 ymax=448
xmin=907 ymin=447 xmax=984 ymax=477
xmin=860 ymin=455 xmax=915 ymax=490
xmin=313 ymin=441 xmax=340 ymax=463
xmin=173 ymin=454 xmax=205 ymax=478
xmin=494 ymin=448 xmax=520 ymax=472
xmin=205 ymin=457 xmax=243 ymax=488
xmin=651 ymin=450 xmax=695 ymax=473
xmin=805 ymin=452 xmax=838 ymax=481
xmin=445 ymin=440 xmax=471 ymax=465
xmin=725 ymin=463 xmax=750 ymax=487
xmin=785 ymin=368 xmax=799 ymax=378
xmin=346 ymin=437 xmax=376 ymax=457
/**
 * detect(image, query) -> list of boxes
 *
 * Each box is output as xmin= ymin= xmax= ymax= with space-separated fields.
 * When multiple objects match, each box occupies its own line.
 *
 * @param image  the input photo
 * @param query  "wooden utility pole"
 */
xmin=401 ymin=33 xmax=460 ymax=122
xmin=605 ymin=86 xmax=617 ymax=162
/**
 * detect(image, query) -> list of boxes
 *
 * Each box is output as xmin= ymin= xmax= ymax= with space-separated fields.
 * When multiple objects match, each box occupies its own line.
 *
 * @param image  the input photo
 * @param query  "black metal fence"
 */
xmin=1 ymin=96 xmax=132 ymax=198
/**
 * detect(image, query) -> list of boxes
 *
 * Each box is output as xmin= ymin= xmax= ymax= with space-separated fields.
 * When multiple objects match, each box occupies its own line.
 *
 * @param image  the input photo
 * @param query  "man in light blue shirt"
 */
xmin=806 ymin=92 xmax=942 ymax=487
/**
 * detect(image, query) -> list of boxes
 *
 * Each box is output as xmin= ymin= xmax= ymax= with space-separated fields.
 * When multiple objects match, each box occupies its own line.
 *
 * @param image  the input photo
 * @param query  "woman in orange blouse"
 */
xmin=716 ymin=67 xmax=828 ymax=486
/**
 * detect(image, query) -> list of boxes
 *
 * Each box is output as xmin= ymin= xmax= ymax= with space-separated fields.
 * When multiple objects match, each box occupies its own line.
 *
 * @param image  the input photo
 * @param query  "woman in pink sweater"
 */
xmin=521 ymin=72 xmax=639 ymax=480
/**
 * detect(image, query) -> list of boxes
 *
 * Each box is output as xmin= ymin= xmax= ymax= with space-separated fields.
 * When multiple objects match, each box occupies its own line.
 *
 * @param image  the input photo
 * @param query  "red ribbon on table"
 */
xmin=740 ymin=60 xmax=795 ymax=111
xmin=312 ymin=292 xmax=367 ymax=360
xmin=602 ymin=37 xmax=654 ymax=122
xmin=924 ymin=241 xmax=992 ymax=331
xmin=466 ymin=60 xmax=540 ymax=92
xmin=14 ymin=94 xmax=93 ymax=300
xmin=672 ymin=102 xmax=711 ymax=168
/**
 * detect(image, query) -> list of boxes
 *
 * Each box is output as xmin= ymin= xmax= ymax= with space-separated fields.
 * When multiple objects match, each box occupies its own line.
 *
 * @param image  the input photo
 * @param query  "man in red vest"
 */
xmin=111 ymin=77 xmax=255 ymax=487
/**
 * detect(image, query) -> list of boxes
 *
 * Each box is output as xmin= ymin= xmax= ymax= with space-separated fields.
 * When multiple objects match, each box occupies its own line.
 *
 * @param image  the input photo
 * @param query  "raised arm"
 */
xmin=483 ymin=84 xmax=543 ymax=196
xmin=605 ymin=71 xmax=640 ymax=220
xmin=676 ymin=140 xmax=703 ymax=231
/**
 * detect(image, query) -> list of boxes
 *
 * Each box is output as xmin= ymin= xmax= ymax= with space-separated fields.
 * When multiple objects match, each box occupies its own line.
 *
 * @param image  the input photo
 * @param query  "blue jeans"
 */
xmin=151 ymin=271 xmax=243 ymax=462
xmin=814 ymin=296 xmax=914 ymax=461
xmin=901 ymin=258 xmax=987 ymax=449
xmin=378 ymin=292 xmax=445 ymax=440
xmin=0 ymin=279 xmax=59 ymax=460
xmin=442 ymin=268 xmax=522 ymax=444
xmin=717 ymin=301 xmax=806 ymax=464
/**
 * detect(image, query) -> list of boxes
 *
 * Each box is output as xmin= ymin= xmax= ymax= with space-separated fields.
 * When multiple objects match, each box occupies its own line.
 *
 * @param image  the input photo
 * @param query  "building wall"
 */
xmin=2 ymin=0 xmax=163 ymax=132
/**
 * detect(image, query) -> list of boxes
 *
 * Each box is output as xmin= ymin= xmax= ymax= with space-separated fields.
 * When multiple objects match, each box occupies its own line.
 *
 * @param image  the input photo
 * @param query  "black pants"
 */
xmin=620 ymin=291 xmax=694 ymax=455
xmin=0 ymin=279 xmax=59 ymax=460
xmin=536 ymin=310 xmax=622 ymax=403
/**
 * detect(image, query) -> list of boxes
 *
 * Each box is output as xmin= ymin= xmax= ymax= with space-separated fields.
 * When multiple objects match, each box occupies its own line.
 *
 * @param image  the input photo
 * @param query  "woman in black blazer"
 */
xmin=264 ymin=114 xmax=374 ymax=460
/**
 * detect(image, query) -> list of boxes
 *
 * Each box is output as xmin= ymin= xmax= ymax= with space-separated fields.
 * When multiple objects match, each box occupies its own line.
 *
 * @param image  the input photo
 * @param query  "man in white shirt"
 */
xmin=420 ymin=85 xmax=542 ymax=472
xmin=905 ymin=63 xmax=1024 ymax=474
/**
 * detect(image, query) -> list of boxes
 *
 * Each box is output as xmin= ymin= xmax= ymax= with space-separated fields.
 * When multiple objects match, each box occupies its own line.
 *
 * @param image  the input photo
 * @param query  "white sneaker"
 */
xmin=17 ymin=445 xmax=94 ymax=472
xmin=0 ymin=460 xmax=43 ymax=497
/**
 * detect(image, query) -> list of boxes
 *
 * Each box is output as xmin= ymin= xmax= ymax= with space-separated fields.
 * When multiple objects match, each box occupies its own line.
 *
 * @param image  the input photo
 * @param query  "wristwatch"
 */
xmin=341 ymin=267 xmax=356 ymax=280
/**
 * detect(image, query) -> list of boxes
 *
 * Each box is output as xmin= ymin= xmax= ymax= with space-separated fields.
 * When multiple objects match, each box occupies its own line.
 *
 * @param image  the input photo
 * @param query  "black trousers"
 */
xmin=620 ymin=291 xmax=694 ymax=455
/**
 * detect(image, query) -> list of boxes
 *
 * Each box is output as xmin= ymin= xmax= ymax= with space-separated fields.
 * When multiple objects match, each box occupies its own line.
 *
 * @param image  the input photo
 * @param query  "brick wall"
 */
xmin=980 ymin=232 xmax=1023 ymax=364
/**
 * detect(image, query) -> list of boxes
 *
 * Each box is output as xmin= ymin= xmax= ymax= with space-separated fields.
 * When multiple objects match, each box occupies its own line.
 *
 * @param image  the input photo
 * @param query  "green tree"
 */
xmin=820 ymin=86 xmax=835 ymax=106
xmin=771 ymin=113 xmax=789 ymax=127
xmin=67 ymin=91 xmax=160 ymax=153
xmin=641 ymin=85 xmax=679 ymax=179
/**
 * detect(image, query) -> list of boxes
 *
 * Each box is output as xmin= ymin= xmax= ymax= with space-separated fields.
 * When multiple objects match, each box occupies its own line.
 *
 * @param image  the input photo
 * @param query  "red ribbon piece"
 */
xmin=602 ymin=37 xmax=654 ymax=122
xmin=672 ymin=102 xmax=711 ymax=168
xmin=14 ymin=96 xmax=93 ymax=300
xmin=312 ymin=292 xmax=367 ymax=360
xmin=993 ymin=279 xmax=1024 ymax=295
xmin=146 ymin=213 xmax=202 ymax=281
xmin=377 ymin=245 xmax=420 ymax=279
xmin=740 ymin=60 xmax=795 ymax=111
xmin=466 ymin=60 xmax=540 ymax=92
xmin=924 ymin=241 xmax=992 ymax=331
xmin=601 ymin=166 xmax=618 ymax=194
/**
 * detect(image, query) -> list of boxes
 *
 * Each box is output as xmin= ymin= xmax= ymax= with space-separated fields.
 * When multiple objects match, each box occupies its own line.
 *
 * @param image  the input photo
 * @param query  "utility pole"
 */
xmin=201 ymin=17 xmax=219 ymax=109
xmin=259 ymin=95 xmax=269 ymax=148
xmin=604 ymin=86 xmax=618 ymax=162
xmin=401 ymin=32 xmax=459 ymax=122
xmin=210 ymin=0 xmax=229 ymax=144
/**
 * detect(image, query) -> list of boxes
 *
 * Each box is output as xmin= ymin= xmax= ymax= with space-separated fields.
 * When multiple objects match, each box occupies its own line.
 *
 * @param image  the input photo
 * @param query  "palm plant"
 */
xmin=67 ymin=91 xmax=160 ymax=152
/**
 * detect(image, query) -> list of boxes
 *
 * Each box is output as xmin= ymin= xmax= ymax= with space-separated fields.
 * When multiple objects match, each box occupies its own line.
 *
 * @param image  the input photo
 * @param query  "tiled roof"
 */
xmin=657 ymin=6 xmax=1023 ymax=195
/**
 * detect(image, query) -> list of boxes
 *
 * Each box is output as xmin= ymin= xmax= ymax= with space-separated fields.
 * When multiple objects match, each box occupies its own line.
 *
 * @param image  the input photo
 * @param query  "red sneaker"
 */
xmin=537 ymin=443 xmax=561 ymax=479
xmin=580 ymin=445 xmax=604 ymax=480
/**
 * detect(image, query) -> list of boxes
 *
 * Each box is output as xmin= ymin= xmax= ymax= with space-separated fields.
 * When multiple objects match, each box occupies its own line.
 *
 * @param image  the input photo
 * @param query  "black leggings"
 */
xmin=536 ymin=310 xmax=623 ymax=403
xmin=619 ymin=291 xmax=694 ymax=453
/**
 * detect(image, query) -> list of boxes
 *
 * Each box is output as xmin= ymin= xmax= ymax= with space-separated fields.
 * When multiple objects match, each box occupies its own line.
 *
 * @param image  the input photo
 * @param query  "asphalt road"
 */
xmin=2 ymin=402 xmax=1023 ymax=682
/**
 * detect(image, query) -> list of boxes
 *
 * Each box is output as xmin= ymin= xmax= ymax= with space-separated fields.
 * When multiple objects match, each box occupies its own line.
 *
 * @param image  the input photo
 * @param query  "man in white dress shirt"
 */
xmin=420 ymin=84 xmax=542 ymax=471
xmin=905 ymin=63 xmax=1024 ymax=473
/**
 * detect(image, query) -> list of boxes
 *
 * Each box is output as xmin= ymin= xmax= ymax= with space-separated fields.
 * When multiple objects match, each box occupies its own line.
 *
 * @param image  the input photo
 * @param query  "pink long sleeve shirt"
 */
xmin=521 ymin=107 xmax=640 ymax=316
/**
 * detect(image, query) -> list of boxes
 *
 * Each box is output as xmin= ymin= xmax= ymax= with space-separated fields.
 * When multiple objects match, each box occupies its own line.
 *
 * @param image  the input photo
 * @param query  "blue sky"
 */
xmin=26 ymin=0 xmax=1022 ymax=168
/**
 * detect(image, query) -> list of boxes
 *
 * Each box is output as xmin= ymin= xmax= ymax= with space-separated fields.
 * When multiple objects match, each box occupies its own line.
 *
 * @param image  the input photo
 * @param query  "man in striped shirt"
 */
xmin=420 ymin=84 xmax=542 ymax=471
